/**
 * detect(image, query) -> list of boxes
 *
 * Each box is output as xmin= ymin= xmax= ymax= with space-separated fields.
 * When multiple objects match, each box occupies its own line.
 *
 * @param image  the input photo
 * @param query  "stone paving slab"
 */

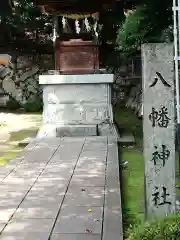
xmin=70 ymin=174 xmax=105 ymax=187
xmin=0 ymin=183 xmax=32 ymax=191
xmin=53 ymin=206 xmax=103 ymax=234
xmin=0 ymin=232 xmax=50 ymax=240
xmin=0 ymin=207 xmax=17 ymax=223
xmin=0 ymin=224 xmax=6 ymax=233
xmin=0 ymin=136 xmax=123 ymax=239
xmin=12 ymin=205 xmax=61 ymax=219
xmin=2 ymin=218 xmax=54 ymax=233
xmin=0 ymin=192 xmax=26 ymax=207
xmin=51 ymin=234 xmax=101 ymax=240
xmin=63 ymin=186 xmax=104 ymax=207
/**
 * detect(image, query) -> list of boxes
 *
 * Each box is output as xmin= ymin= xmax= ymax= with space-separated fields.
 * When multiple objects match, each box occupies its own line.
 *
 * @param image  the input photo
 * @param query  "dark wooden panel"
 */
xmin=55 ymin=39 xmax=99 ymax=73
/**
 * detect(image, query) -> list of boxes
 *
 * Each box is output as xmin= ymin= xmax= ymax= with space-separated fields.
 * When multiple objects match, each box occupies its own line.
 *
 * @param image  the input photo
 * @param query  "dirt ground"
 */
xmin=0 ymin=112 xmax=42 ymax=164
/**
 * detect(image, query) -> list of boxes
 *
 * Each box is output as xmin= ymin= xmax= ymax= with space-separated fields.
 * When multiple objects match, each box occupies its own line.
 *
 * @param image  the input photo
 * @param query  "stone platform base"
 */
xmin=36 ymin=123 xmax=120 ymax=139
xmin=37 ymin=73 xmax=120 ymax=139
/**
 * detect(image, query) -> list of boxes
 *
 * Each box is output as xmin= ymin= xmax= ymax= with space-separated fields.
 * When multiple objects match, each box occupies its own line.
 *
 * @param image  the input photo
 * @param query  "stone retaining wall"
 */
xmin=112 ymin=56 xmax=143 ymax=117
xmin=0 ymin=54 xmax=53 ymax=107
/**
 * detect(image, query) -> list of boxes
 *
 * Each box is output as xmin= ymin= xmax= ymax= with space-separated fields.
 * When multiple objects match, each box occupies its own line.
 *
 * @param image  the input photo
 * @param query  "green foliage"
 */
xmin=116 ymin=0 xmax=173 ymax=56
xmin=127 ymin=214 xmax=180 ymax=240
xmin=0 ymin=0 xmax=53 ymax=53
xmin=6 ymin=96 xmax=21 ymax=110
xmin=23 ymin=95 xmax=43 ymax=112
xmin=117 ymin=6 xmax=150 ymax=53
xmin=0 ymin=0 xmax=174 ymax=66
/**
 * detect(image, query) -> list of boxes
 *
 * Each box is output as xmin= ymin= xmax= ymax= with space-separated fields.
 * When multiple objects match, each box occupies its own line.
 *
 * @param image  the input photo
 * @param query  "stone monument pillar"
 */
xmin=142 ymin=43 xmax=176 ymax=218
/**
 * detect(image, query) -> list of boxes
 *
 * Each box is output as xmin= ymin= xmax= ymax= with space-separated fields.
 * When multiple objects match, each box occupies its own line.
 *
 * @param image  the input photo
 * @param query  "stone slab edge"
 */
xmin=39 ymin=74 xmax=114 ymax=85
xmin=56 ymin=124 xmax=97 ymax=137
xmin=18 ymin=137 xmax=34 ymax=147
xmin=102 ymin=138 xmax=123 ymax=240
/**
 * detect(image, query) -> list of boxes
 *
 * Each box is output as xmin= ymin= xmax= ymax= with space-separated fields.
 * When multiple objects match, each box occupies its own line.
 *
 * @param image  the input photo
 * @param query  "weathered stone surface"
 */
xmin=70 ymin=174 xmax=105 ymax=187
xmin=142 ymin=43 xmax=176 ymax=217
xmin=103 ymin=206 xmax=123 ymax=240
xmin=51 ymin=234 xmax=101 ymax=240
xmin=2 ymin=219 xmax=54 ymax=233
xmin=36 ymin=124 xmax=57 ymax=138
xmin=0 ymin=191 xmax=27 ymax=207
xmin=0 ymin=183 xmax=31 ymax=191
xmin=43 ymin=104 xmax=111 ymax=124
xmin=0 ymin=232 xmax=50 ymax=240
xmin=0 ymin=54 xmax=53 ymax=107
xmin=53 ymin=206 xmax=103 ymax=234
xmin=0 ymin=207 xmax=17 ymax=222
xmin=38 ymin=73 xmax=116 ymax=138
xmin=0 ymin=137 xmax=122 ymax=239
xmin=39 ymin=74 xmax=114 ymax=85
xmin=63 ymin=187 xmax=104 ymax=206
xmin=18 ymin=67 xmax=39 ymax=82
xmin=0 ymin=223 xmax=6 ymax=233
xmin=56 ymin=125 xmax=97 ymax=137
xmin=83 ymin=142 xmax=107 ymax=151
xmin=13 ymin=201 xmax=62 ymax=219
xmin=2 ymin=77 xmax=22 ymax=101
xmin=78 ymin=151 xmax=107 ymax=163
xmin=18 ymin=137 xmax=34 ymax=147
xmin=75 ymin=161 xmax=106 ymax=176
xmin=102 ymin=139 xmax=123 ymax=240
xmin=43 ymin=84 xmax=108 ymax=104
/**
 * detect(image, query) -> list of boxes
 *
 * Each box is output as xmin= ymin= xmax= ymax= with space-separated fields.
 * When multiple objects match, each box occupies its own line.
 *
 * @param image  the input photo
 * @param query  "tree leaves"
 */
xmin=116 ymin=0 xmax=173 ymax=56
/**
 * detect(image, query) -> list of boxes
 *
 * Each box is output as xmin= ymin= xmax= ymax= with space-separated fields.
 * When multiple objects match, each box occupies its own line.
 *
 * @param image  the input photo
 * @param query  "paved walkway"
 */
xmin=0 ymin=136 xmax=123 ymax=240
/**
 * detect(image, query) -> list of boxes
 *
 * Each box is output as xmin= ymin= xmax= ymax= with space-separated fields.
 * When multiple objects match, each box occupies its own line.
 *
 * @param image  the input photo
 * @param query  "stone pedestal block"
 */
xmin=37 ymin=74 xmax=119 ymax=139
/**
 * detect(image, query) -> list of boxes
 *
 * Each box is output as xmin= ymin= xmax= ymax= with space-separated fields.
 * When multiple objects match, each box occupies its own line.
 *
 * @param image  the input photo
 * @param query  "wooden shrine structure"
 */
xmin=33 ymin=0 xmax=113 ymax=73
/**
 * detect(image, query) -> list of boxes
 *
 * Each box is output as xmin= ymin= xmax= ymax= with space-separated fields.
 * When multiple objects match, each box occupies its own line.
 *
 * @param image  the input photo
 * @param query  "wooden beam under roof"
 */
xmin=33 ymin=0 xmax=114 ymax=13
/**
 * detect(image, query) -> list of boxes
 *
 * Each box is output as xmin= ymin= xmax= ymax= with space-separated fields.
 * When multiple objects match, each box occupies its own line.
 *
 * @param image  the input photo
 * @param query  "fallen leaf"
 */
xmin=86 ymin=228 xmax=92 ymax=233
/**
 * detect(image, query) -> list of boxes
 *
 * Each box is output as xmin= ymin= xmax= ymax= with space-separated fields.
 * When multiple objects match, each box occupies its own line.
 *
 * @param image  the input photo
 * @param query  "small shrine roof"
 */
xmin=33 ymin=0 xmax=116 ymax=13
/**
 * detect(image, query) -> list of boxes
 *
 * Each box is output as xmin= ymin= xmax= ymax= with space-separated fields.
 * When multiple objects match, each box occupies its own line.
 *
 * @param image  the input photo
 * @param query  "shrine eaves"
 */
xmin=33 ymin=0 xmax=115 ymax=13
